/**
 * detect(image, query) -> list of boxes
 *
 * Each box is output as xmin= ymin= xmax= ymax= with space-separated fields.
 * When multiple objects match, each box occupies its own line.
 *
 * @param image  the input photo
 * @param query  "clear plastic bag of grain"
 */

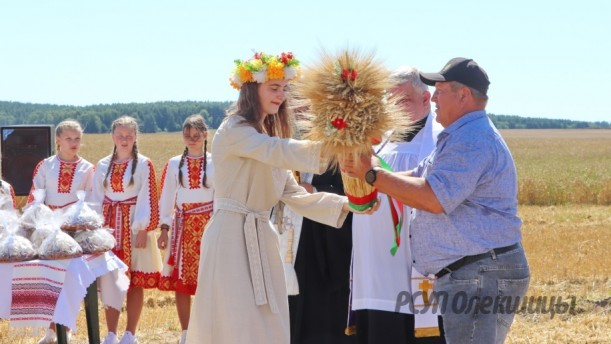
xmin=31 ymin=222 xmax=56 ymax=249
xmin=0 ymin=209 xmax=20 ymax=238
xmin=38 ymin=225 xmax=83 ymax=260
xmin=0 ymin=223 xmax=37 ymax=262
xmin=61 ymin=190 xmax=103 ymax=231
xmin=75 ymin=227 xmax=116 ymax=254
xmin=0 ymin=187 xmax=15 ymax=211
xmin=19 ymin=189 xmax=53 ymax=237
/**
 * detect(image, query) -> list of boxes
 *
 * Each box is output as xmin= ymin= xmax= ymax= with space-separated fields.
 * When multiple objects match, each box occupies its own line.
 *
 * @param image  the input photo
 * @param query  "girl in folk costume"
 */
xmin=91 ymin=116 xmax=162 ymax=344
xmin=185 ymin=52 xmax=378 ymax=344
xmin=27 ymin=119 xmax=94 ymax=210
xmin=27 ymin=119 xmax=94 ymax=344
xmin=157 ymin=114 xmax=214 ymax=344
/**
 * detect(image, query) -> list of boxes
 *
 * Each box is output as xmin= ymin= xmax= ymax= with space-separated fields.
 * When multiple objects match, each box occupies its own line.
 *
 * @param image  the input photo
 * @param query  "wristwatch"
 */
xmin=365 ymin=167 xmax=382 ymax=186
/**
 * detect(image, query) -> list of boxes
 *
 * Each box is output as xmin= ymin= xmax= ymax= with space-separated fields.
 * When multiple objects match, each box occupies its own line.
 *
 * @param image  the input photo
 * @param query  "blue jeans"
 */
xmin=433 ymin=245 xmax=530 ymax=344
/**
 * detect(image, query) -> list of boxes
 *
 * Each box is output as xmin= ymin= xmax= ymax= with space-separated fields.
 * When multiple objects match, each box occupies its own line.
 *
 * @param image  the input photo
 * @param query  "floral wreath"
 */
xmin=230 ymin=51 xmax=301 ymax=90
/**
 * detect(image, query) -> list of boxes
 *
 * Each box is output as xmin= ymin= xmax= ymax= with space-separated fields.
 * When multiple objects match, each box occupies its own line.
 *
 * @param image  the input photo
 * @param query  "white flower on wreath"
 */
xmin=252 ymin=68 xmax=268 ymax=83
xmin=231 ymin=74 xmax=242 ymax=88
xmin=284 ymin=66 xmax=297 ymax=80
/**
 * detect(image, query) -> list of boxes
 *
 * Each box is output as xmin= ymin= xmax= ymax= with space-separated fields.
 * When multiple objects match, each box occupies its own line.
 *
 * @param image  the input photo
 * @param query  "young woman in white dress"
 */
xmin=30 ymin=119 xmax=94 ymax=344
xmin=157 ymin=114 xmax=214 ymax=344
xmin=28 ymin=119 xmax=94 ymax=210
xmin=185 ymin=52 xmax=378 ymax=344
xmin=91 ymin=116 xmax=162 ymax=344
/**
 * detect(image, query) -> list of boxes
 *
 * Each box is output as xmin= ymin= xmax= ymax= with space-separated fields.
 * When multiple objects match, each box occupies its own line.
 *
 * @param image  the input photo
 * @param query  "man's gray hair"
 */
xmin=390 ymin=66 xmax=429 ymax=94
xmin=449 ymin=81 xmax=489 ymax=103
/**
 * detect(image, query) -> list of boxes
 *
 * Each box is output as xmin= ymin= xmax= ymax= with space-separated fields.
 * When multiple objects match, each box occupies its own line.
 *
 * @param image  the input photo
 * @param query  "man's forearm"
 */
xmin=372 ymin=170 xmax=444 ymax=214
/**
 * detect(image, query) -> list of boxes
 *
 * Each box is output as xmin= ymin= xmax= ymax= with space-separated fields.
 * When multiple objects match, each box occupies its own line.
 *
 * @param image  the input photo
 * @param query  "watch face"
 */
xmin=365 ymin=169 xmax=376 ymax=185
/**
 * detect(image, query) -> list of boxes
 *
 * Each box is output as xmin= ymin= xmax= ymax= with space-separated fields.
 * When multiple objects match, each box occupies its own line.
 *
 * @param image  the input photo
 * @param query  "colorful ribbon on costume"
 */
xmin=375 ymin=155 xmax=404 ymax=256
xmin=167 ymin=202 xmax=213 ymax=267
xmin=103 ymin=196 xmax=137 ymax=267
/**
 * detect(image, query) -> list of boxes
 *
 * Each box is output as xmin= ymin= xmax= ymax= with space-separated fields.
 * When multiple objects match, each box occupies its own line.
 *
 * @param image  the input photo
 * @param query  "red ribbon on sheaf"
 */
xmin=346 ymin=189 xmax=378 ymax=206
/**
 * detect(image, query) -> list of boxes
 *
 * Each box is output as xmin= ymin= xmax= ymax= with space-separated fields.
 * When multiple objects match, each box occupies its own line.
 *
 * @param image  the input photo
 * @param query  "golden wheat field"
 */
xmin=1 ymin=129 xmax=610 ymax=343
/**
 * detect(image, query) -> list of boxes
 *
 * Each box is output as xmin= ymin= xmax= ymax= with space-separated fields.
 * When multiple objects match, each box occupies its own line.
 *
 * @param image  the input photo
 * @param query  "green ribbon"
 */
xmin=375 ymin=155 xmax=403 ymax=256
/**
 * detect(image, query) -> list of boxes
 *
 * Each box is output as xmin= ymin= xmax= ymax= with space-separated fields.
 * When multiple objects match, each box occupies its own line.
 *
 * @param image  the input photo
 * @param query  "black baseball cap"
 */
xmin=419 ymin=57 xmax=490 ymax=96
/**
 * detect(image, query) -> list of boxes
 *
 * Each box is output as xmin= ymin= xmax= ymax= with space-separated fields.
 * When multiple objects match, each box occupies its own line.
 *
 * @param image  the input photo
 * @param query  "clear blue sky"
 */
xmin=1 ymin=0 xmax=609 ymax=122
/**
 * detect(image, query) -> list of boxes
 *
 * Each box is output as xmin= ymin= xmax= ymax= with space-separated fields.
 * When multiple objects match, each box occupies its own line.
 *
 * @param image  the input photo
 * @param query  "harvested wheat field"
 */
xmin=1 ymin=129 xmax=610 ymax=343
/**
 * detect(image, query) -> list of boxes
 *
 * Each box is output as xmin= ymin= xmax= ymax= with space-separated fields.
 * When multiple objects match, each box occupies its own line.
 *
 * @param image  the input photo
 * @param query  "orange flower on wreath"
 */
xmin=267 ymin=60 xmax=285 ymax=80
xmin=237 ymin=65 xmax=254 ymax=83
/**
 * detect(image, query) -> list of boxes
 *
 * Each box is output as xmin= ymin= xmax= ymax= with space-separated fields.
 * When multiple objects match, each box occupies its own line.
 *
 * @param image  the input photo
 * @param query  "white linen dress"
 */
xmin=186 ymin=115 xmax=349 ymax=344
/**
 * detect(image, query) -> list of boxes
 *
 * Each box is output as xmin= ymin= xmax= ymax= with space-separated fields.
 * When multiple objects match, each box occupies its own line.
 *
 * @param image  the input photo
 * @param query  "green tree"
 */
xmin=141 ymin=114 xmax=159 ymax=133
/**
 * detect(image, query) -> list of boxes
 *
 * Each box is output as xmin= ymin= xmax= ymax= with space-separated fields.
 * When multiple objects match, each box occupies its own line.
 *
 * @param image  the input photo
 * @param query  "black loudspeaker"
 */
xmin=1 ymin=125 xmax=54 ymax=196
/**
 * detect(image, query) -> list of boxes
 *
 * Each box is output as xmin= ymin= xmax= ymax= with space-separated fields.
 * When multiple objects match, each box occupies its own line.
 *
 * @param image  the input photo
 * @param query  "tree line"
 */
xmin=0 ymin=101 xmax=609 ymax=132
xmin=0 ymin=101 xmax=232 ymax=133
xmin=488 ymin=114 xmax=610 ymax=129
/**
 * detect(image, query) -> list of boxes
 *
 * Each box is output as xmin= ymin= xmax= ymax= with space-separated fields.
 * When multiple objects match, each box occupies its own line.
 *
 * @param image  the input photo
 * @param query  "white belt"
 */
xmin=215 ymin=198 xmax=279 ymax=313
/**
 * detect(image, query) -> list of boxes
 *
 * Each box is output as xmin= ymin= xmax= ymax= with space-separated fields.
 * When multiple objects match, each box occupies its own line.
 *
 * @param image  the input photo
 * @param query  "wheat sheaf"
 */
xmin=292 ymin=48 xmax=415 ymax=164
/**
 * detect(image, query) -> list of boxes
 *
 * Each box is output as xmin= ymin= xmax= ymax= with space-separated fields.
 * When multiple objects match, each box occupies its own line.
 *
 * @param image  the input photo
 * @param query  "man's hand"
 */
xmin=339 ymin=152 xmax=379 ymax=180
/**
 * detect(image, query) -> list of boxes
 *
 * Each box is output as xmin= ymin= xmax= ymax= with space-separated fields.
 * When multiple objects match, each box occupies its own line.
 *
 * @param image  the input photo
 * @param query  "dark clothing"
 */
xmin=289 ymin=169 xmax=356 ymax=344
xmin=356 ymin=310 xmax=446 ymax=344
xmin=400 ymin=115 xmax=429 ymax=142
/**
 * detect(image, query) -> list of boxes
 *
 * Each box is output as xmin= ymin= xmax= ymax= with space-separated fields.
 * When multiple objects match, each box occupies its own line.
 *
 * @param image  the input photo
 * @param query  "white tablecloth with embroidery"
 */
xmin=0 ymin=252 xmax=129 ymax=331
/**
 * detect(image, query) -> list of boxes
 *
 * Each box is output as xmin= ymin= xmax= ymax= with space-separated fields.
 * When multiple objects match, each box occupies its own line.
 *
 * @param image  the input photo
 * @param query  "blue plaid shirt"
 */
xmin=410 ymin=110 xmax=522 ymax=275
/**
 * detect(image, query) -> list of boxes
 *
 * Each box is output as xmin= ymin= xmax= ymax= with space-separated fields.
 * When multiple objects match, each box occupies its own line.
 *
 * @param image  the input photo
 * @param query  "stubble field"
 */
xmin=1 ymin=129 xmax=610 ymax=343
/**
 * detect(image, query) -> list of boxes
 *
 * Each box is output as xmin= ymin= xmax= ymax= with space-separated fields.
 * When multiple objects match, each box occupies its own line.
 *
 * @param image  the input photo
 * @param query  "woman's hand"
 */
xmin=342 ymin=198 xmax=381 ymax=215
xmin=135 ymin=230 xmax=148 ymax=248
xmin=157 ymin=229 xmax=169 ymax=250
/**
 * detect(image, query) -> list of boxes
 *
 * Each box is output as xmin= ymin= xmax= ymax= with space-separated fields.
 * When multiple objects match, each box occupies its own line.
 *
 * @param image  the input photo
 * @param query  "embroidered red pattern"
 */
xmin=131 ymin=271 xmax=160 ymax=289
xmin=104 ymin=202 xmax=133 ymax=272
xmin=158 ymin=202 xmax=212 ymax=295
xmin=159 ymin=162 xmax=169 ymax=191
xmin=187 ymin=157 xmax=203 ymax=189
xmin=57 ymin=161 xmax=77 ymax=193
xmin=145 ymin=160 xmax=160 ymax=231
xmin=110 ymin=162 xmax=128 ymax=192
xmin=158 ymin=276 xmax=175 ymax=291
xmin=180 ymin=206 xmax=211 ymax=293
xmin=26 ymin=160 xmax=44 ymax=204
xmin=10 ymin=262 xmax=67 ymax=322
